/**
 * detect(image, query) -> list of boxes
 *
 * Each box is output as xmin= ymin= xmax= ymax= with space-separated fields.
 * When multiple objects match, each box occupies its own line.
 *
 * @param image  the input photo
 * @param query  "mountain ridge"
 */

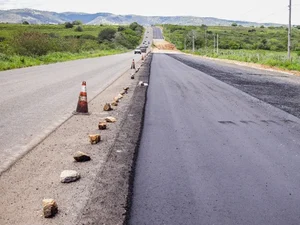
xmin=0 ymin=8 xmax=284 ymax=27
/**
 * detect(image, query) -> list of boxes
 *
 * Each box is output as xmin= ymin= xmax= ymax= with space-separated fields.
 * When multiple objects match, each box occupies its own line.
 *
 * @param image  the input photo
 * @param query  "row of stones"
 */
xmin=43 ymin=52 xmax=151 ymax=218
xmin=42 ymin=86 xmax=130 ymax=218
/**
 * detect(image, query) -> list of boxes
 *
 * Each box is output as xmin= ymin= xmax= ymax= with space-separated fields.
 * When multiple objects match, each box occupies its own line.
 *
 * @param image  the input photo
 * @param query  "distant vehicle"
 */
xmin=140 ymin=47 xmax=147 ymax=53
xmin=134 ymin=48 xmax=142 ymax=54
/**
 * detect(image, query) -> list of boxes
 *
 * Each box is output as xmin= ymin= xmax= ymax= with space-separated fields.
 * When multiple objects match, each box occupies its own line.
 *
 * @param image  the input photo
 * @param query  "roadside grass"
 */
xmin=0 ymin=24 xmax=108 ymax=38
xmin=162 ymin=24 xmax=300 ymax=72
xmin=0 ymin=49 xmax=127 ymax=71
xmin=0 ymin=23 xmax=143 ymax=71
xmin=184 ymin=49 xmax=300 ymax=71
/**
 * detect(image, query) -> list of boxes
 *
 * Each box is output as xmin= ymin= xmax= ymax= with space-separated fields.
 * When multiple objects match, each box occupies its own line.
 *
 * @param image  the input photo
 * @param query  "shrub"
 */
xmin=118 ymin=26 xmax=125 ymax=31
xmin=22 ymin=21 xmax=29 ymax=25
xmin=12 ymin=32 xmax=51 ymax=56
xmin=65 ymin=22 xmax=74 ymax=29
xmin=231 ymin=23 xmax=238 ymax=27
xmin=98 ymin=28 xmax=116 ymax=43
xmin=80 ymin=34 xmax=96 ymax=40
xmin=75 ymin=26 xmax=83 ymax=32
xmin=48 ymin=33 xmax=60 ymax=38
xmin=72 ymin=20 xmax=82 ymax=25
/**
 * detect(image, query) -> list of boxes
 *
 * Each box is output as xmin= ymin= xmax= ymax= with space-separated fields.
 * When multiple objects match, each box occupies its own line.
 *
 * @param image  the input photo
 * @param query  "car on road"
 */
xmin=140 ymin=47 xmax=147 ymax=53
xmin=134 ymin=48 xmax=142 ymax=54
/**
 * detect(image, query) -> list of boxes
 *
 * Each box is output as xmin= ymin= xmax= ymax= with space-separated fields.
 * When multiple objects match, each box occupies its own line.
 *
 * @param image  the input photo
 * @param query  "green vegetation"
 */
xmin=163 ymin=24 xmax=300 ymax=71
xmin=185 ymin=49 xmax=300 ymax=71
xmin=0 ymin=22 xmax=144 ymax=71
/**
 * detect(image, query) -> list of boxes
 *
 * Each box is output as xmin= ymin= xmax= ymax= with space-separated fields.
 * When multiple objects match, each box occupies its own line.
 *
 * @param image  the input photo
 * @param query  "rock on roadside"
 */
xmin=111 ymin=101 xmax=118 ymax=107
xmin=42 ymin=199 xmax=58 ymax=218
xmin=89 ymin=134 xmax=101 ymax=144
xmin=60 ymin=170 xmax=80 ymax=183
xmin=73 ymin=151 xmax=91 ymax=162
xmin=103 ymin=103 xmax=113 ymax=111
xmin=105 ymin=117 xmax=117 ymax=123
xmin=98 ymin=122 xmax=107 ymax=130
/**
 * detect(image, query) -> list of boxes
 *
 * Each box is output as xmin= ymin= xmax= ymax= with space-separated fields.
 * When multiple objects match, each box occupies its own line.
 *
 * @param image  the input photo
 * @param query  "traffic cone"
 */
xmin=131 ymin=59 xmax=135 ymax=69
xmin=141 ymin=54 xmax=144 ymax=60
xmin=73 ymin=81 xmax=89 ymax=115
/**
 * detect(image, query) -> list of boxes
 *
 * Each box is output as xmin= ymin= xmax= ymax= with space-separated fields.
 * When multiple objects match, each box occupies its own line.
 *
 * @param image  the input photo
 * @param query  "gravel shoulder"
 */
xmin=0 ymin=54 xmax=152 ymax=225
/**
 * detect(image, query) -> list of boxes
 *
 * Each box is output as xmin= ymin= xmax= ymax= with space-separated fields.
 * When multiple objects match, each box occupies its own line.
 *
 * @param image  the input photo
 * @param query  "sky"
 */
xmin=1 ymin=0 xmax=300 ymax=25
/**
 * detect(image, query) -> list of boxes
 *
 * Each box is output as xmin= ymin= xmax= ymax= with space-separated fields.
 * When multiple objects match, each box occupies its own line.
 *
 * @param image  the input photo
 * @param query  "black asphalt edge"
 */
xmin=123 ymin=54 xmax=152 ymax=225
xmin=77 ymin=54 xmax=152 ymax=225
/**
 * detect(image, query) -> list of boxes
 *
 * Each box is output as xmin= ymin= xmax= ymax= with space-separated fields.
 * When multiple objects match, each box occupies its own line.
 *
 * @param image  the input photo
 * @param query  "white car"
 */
xmin=134 ymin=48 xmax=142 ymax=54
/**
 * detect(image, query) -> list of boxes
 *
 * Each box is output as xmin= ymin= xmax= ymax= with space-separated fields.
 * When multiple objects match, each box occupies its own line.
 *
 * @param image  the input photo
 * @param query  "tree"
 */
xmin=98 ymin=28 xmax=116 ymax=42
xmin=231 ymin=23 xmax=238 ymax=27
xmin=129 ymin=22 xmax=139 ymax=31
xmin=201 ymin=24 xmax=207 ymax=29
xmin=72 ymin=20 xmax=82 ymax=25
xmin=75 ymin=26 xmax=83 ymax=32
xmin=118 ymin=26 xmax=125 ymax=31
xmin=65 ymin=22 xmax=74 ymax=29
xmin=22 ymin=21 xmax=29 ymax=25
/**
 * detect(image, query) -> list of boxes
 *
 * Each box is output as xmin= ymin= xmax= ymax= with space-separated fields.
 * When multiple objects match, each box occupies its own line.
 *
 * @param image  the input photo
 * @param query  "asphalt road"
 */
xmin=153 ymin=27 xmax=164 ymax=39
xmin=129 ymin=53 xmax=300 ymax=225
xmin=0 ymin=27 xmax=152 ymax=174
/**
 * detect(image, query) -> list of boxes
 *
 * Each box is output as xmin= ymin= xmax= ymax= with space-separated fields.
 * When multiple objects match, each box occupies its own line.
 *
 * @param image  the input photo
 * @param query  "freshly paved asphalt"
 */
xmin=153 ymin=27 xmax=164 ymax=39
xmin=0 ymin=27 xmax=151 ymax=174
xmin=129 ymin=53 xmax=300 ymax=225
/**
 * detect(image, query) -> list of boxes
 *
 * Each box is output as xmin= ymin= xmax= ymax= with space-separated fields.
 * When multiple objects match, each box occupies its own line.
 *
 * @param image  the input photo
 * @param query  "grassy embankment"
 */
xmin=0 ymin=22 xmax=144 ymax=71
xmin=163 ymin=24 xmax=300 ymax=71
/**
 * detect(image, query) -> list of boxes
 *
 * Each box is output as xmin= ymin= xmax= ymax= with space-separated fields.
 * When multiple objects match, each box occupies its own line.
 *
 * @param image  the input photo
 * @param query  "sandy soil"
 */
xmin=0 ymin=54 xmax=151 ymax=225
xmin=152 ymin=40 xmax=178 ymax=53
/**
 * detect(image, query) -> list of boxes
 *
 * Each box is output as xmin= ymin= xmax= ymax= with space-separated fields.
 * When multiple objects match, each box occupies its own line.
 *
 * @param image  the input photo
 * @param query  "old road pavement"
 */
xmin=0 ymin=27 xmax=152 ymax=175
xmin=129 ymin=28 xmax=300 ymax=225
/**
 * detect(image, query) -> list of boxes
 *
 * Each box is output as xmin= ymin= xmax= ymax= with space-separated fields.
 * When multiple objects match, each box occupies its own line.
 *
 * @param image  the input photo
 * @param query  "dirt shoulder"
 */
xmin=0 ymin=54 xmax=152 ymax=225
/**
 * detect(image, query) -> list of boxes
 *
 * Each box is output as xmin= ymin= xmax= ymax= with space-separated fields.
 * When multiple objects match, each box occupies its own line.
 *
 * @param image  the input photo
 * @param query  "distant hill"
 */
xmin=0 ymin=8 xmax=283 ymax=27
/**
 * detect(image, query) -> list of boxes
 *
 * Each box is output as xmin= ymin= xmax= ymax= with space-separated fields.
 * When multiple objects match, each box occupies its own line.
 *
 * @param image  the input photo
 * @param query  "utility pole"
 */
xmin=205 ymin=29 xmax=207 ymax=49
xmin=288 ymin=0 xmax=292 ymax=60
xmin=192 ymin=34 xmax=195 ymax=52
xmin=214 ymin=34 xmax=216 ymax=53
xmin=217 ymin=34 xmax=219 ymax=54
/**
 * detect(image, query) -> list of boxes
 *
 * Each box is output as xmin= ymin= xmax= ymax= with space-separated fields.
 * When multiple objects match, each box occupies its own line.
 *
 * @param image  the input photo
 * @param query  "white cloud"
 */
xmin=1 ymin=0 xmax=300 ymax=24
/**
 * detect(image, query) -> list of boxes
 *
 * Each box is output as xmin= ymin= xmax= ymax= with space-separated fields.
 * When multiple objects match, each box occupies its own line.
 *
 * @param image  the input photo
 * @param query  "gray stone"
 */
xmin=60 ymin=170 xmax=80 ymax=183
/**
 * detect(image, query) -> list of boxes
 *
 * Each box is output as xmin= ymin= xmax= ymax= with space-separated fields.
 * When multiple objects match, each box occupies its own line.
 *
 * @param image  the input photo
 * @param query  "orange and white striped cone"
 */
xmin=131 ymin=59 xmax=135 ymax=70
xmin=73 ymin=81 xmax=89 ymax=115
